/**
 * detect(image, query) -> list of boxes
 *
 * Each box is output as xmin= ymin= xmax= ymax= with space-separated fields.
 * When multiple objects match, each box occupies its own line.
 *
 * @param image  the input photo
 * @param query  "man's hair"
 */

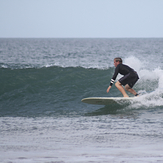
xmin=114 ymin=57 xmax=122 ymax=63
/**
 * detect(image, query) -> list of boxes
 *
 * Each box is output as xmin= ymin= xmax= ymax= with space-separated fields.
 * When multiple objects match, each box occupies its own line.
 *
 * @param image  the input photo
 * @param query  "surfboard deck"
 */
xmin=81 ymin=97 xmax=136 ymax=105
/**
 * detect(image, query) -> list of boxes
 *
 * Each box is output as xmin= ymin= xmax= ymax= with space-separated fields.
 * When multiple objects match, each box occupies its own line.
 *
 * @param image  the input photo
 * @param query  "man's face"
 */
xmin=114 ymin=60 xmax=120 ymax=67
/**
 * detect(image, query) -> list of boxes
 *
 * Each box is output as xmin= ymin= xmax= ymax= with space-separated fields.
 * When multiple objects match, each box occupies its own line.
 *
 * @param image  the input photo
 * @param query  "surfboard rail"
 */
xmin=81 ymin=97 xmax=136 ymax=105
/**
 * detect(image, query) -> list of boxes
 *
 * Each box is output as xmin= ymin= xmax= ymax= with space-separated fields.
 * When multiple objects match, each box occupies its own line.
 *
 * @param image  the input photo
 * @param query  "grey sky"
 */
xmin=0 ymin=0 xmax=163 ymax=38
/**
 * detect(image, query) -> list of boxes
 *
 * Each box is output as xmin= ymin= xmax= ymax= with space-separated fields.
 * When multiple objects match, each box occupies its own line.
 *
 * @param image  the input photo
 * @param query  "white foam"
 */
xmin=124 ymin=56 xmax=144 ymax=72
xmin=131 ymin=89 xmax=163 ymax=108
xmin=1 ymin=64 xmax=8 ymax=68
xmin=121 ymin=56 xmax=163 ymax=108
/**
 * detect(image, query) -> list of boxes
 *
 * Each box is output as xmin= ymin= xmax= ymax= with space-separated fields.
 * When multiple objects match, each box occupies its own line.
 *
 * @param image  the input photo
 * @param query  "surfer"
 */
xmin=106 ymin=57 xmax=139 ymax=97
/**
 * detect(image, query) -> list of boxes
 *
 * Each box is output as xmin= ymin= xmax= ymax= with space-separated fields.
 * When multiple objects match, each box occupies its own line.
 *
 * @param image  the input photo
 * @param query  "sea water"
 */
xmin=0 ymin=38 xmax=163 ymax=162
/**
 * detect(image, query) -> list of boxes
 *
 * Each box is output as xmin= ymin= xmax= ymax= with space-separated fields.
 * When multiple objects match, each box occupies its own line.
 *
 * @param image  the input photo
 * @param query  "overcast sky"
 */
xmin=0 ymin=0 xmax=163 ymax=38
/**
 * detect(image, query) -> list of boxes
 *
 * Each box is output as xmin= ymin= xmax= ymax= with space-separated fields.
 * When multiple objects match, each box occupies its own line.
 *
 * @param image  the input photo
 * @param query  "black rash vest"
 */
xmin=110 ymin=63 xmax=134 ymax=86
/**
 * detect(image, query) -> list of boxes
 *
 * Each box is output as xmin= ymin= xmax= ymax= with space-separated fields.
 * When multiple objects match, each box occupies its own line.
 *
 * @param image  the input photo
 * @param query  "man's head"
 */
xmin=114 ymin=57 xmax=122 ymax=67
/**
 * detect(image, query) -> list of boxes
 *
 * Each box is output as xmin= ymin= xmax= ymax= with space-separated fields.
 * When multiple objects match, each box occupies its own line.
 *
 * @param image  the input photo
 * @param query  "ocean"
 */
xmin=0 ymin=38 xmax=163 ymax=163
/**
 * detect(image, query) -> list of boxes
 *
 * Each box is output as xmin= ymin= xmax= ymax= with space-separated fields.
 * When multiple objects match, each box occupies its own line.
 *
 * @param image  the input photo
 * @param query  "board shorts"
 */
xmin=119 ymin=71 xmax=139 ymax=88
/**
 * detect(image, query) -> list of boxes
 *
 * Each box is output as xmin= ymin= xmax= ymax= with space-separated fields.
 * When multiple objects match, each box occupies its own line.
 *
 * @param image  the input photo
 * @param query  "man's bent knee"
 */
xmin=125 ymin=84 xmax=131 ymax=91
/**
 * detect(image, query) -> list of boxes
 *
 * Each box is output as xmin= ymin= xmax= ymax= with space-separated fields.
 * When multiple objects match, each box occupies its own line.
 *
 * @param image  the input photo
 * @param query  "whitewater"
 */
xmin=0 ymin=38 xmax=163 ymax=163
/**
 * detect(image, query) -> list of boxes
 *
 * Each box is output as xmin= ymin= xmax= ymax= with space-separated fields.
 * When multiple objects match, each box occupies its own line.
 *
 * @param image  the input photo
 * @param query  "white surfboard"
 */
xmin=81 ymin=97 xmax=136 ymax=105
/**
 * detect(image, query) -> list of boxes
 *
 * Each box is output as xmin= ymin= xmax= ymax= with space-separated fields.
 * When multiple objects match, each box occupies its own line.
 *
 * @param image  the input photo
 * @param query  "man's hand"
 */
xmin=106 ymin=86 xmax=111 ymax=93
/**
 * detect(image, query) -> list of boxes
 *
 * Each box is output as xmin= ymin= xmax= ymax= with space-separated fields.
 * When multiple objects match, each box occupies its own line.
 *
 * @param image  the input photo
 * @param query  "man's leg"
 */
xmin=125 ymin=84 xmax=138 ymax=96
xmin=115 ymin=81 xmax=129 ymax=97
